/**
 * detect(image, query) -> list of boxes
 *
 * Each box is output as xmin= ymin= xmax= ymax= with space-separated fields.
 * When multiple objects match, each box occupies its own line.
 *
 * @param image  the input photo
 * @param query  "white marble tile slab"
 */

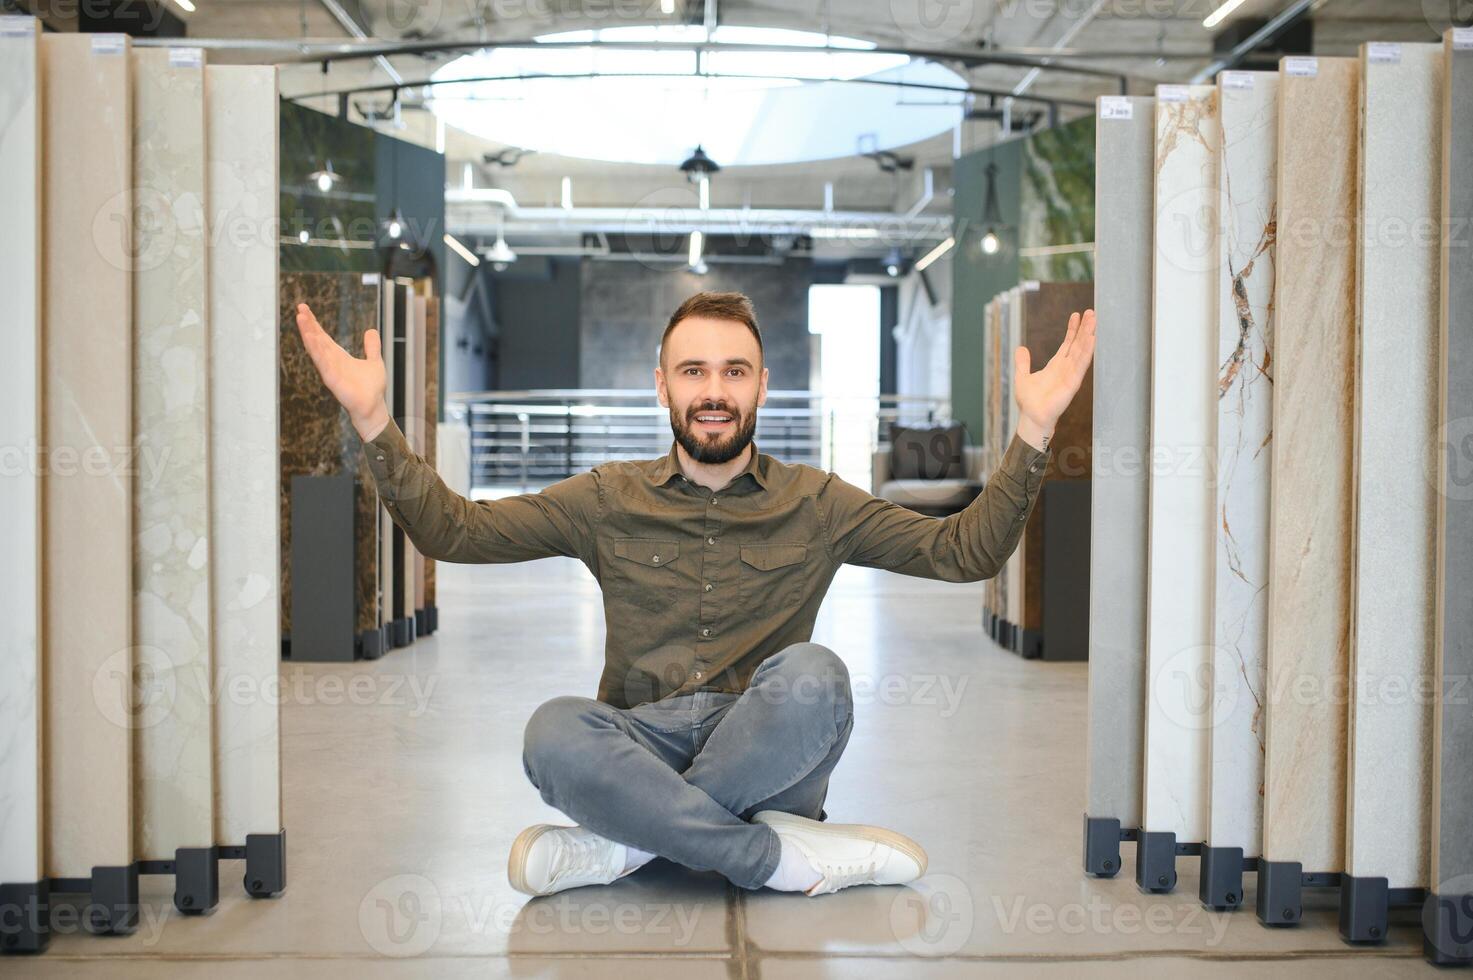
xmin=1086 ymin=95 xmax=1154 ymax=830
xmin=0 ymin=15 xmax=43 ymax=889
xmin=206 ymin=65 xmax=281 ymax=845
xmin=1261 ymin=56 xmax=1358 ymax=873
xmin=1431 ymin=30 xmax=1473 ymax=908
xmin=1142 ymin=84 xmax=1218 ymax=844
xmin=1207 ymin=71 xmax=1277 ymax=856
xmin=39 ymin=30 xmax=136 ymax=880
xmin=131 ymin=46 xmax=216 ymax=859
xmin=1345 ymin=43 xmax=1442 ymax=888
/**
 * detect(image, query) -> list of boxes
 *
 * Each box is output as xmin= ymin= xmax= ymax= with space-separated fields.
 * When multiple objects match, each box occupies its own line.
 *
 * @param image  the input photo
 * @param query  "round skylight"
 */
xmin=427 ymin=25 xmax=968 ymax=167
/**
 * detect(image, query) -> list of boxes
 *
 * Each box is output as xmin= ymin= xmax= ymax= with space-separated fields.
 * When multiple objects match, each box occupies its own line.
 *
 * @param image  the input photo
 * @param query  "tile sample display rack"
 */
xmin=0 ymin=23 xmax=286 ymax=955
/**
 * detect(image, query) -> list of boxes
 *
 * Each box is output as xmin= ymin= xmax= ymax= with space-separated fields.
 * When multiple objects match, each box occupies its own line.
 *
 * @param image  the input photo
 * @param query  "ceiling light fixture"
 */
xmin=1203 ymin=0 xmax=1250 ymax=29
xmin=914 ymin=236 xmax=954 ymax=272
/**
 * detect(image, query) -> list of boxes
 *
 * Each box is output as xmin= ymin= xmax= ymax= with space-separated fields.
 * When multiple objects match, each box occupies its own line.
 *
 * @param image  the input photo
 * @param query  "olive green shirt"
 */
xmin=364 ymin=418 xmax=1051 ymax=708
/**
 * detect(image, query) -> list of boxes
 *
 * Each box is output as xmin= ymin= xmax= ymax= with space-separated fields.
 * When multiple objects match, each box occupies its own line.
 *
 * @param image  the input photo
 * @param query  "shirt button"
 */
xmin=711 ymin=496 xmax=719 ymax=505
xmin=652 ymin=555 xmax=661 ymax=563
xmin=376 ymin=454 xmax=385 ymax=461
xmin=693 ymin=670 xmax=704 ymax=681
xmin=701 ymin=627 xmax=712 ymax=637
xmin=1029 ymin=463 xmax=1040 ymax=473
xmin=706 ymin=536 xmax=715 ymax=545
xmin=704 ymin=583 xmax=712 ymax=591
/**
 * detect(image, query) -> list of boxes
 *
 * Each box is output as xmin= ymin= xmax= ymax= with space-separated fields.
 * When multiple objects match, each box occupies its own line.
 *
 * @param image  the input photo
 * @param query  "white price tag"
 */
xmin=90 ymin=34 xmax=126 ymax=55
xmin=1022 ymin=280 xmax=1040 ymax=292
xmin=1367 ymin=43 xmax=1401 ymax=64
xmin=1455 ymin=28 xmax=1473 ymax=51
xmin=1220 ymin=71 xmax=1255 ymax=90
xmin=0 ymin=15 xmax=37 ymax=36
xmin=1284 ymin=56 xmax=1318 ymax=77
xmin=1099 ymin=96 xmax=1133 ymax=121
xmin=1157 ymin=85 xmax=1189 ymax=103
xmin=362 ymin=273 xmax=381 ymax=285
xmin=168 ymin=46 xmax=203 ymax=68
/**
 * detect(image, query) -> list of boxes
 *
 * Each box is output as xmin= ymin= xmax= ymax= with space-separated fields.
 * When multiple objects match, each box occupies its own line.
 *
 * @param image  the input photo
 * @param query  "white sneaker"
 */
xmin=752 ymin=810 xmax=928 ymax=895
xmin=507 ymin=824 xmax=636 ymax=896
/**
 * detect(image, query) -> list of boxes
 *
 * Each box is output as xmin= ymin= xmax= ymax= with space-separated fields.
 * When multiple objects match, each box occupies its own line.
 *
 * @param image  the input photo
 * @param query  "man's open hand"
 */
xmin=294 ymin=302 xmax=390 ymax=442
xmin=1012 ymin=308 xmax=1096 ymax=452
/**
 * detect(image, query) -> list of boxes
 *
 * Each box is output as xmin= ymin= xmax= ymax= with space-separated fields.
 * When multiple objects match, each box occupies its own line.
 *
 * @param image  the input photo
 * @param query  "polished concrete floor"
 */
xmin=16 ymin=557 xmax=1444 ymax=976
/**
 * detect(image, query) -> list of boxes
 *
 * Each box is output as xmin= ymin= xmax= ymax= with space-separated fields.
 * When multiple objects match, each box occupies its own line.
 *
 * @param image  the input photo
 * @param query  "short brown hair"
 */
xmin=660 ymin=291 xmax=763 ymax=368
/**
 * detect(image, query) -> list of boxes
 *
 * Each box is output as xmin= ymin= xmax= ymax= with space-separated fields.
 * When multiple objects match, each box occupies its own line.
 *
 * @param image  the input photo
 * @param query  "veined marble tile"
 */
xmin=399 ymin=286 xmax=421 ymax=623
xmin=39 ymin=31 xmax=135 ymax=879
xmin=424 ymin=295 xmax=440 ymax=610
xmin=1142 ymin=85 xmax=1218 ymax=844
xmin=412 ymin=292 xmax=428 ymax=615
xmin=1261 ymin=56 xmax=1358 ymax=873
xmin=1005 ymin=287 xmax=1024 ymax=636
xmin=0 ymin=16 xmax=42 ymax=888
xmin=1431 ymin=31 xmax=1473 ymax=903
xmin=1019 ymin=282 xmax=1094 ymax=651
xmin=279 ymin=272 xmax=382 ymax=642
xmin=206 ymin=65 xmax=281 ymax=845
xmin=379 ymin=279 xmax=398 ymax=633
xmin=131 ymin=46 xmax=215 ymax=859
xmin=1207 ymin=71 xmax=1277 ymax=856
xmin=1086 ymin=95 xmax=1154 ymax=829
xmin=1345 ymin=43 xmax=1442 ymax=888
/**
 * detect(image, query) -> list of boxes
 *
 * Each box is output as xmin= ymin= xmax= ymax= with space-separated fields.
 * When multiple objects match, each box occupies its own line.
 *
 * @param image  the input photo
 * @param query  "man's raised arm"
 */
xmin=821 ymin=307 xmax=1094 ymax=582
xmin=293 ymin=303 xmax=600 ymax=567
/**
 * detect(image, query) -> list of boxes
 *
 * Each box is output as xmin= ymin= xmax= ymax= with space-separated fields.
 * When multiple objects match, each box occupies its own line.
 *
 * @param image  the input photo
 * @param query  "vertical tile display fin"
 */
xmin=131 ymin=47 xmax=216 ymax=859
xmin=1261 ymin=56 xmax=1359 ymax=873
xmin=1142 ymin=85 xmax=1218 ymax=847
xmin=1208 ymin=71 xmax=1277 ymax=857
xmin=0 ymin=16 xmax=43 ymax=895
xmin=1428 ymin=29 xmax=1473 ymax=965
xmin=40 ymin=31 xmax=136 ymax=880
xmin=1085 ymin=96 xmax=1154 ymax=834
xmin=206 ymin=65 xmax=282 ymax=844
xmin=1345 ymin=43 xmax=1442 ymax=888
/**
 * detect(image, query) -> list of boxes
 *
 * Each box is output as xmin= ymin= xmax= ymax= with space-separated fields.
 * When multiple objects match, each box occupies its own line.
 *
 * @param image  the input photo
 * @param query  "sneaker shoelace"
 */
xmin=546 ymin=830 xmax=614 ymax=887
xmin=815 ymin=858 xmax=879 ymax=893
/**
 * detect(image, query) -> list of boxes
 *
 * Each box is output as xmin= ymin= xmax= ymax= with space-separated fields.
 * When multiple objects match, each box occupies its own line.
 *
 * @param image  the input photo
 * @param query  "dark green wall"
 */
xmin=950 ymin=137 xmax=1022 ymax=444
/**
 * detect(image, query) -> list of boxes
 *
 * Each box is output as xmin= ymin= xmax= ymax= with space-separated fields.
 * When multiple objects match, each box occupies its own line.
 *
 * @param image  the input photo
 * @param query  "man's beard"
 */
xmin=670 ymin=399 xmax=757 ymax=465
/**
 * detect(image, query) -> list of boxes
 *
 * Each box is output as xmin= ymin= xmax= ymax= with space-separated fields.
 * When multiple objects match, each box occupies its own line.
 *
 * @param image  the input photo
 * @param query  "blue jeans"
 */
xmin=521 ymin=642 xmax=855 ymax=890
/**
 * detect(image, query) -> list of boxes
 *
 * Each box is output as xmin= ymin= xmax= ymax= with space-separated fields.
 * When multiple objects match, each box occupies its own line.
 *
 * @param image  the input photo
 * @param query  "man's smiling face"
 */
xmin=656 ymin=314 xmax=768 ymax=465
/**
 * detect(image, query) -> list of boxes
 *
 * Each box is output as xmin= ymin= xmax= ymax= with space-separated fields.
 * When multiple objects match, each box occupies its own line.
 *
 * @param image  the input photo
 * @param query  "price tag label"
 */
xmin=168 ymin=46 xmax=203 ymax=68
xmin=1455 ymin=28 xmax=1473 ymax=51
xmin=91 ymin=34 xmax=126 ymax=55
xmin=1157 ymin=85 xmax=1189 ymax=103
xmin=362 ymin=273 xmax=381 ymax=285
xmin=1221 ymin=71 xmax=1254 ymax=90
xmin=1285 ymin=56 xmax=1318 ymax=77
xmin=1022 ymin=280 xmax=1040 ymax=292
xmin=0 ymin=15 xmax=37 ymax=35
xmin=1099 ymin=96 xmax=1133 ymax=120
xmin=1367 ymin=43 xmax=1401 ymax=64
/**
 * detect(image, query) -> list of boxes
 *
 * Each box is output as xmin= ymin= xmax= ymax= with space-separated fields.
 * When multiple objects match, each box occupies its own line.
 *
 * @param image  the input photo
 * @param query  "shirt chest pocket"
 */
xmin=611 ymin=538 xmax=681 ymax=612
xmin=737 ymin=543 xmax=807 ymax=612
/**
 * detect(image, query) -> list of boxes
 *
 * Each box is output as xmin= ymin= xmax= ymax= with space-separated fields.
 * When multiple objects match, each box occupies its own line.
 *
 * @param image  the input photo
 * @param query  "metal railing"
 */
xmin=444 ymin=389 xmax=951 ymax=492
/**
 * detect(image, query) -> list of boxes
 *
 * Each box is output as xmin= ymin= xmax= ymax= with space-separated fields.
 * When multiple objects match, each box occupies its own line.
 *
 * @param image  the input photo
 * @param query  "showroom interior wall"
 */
xmin=579 ymin=257 xmax=815 ymax=390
